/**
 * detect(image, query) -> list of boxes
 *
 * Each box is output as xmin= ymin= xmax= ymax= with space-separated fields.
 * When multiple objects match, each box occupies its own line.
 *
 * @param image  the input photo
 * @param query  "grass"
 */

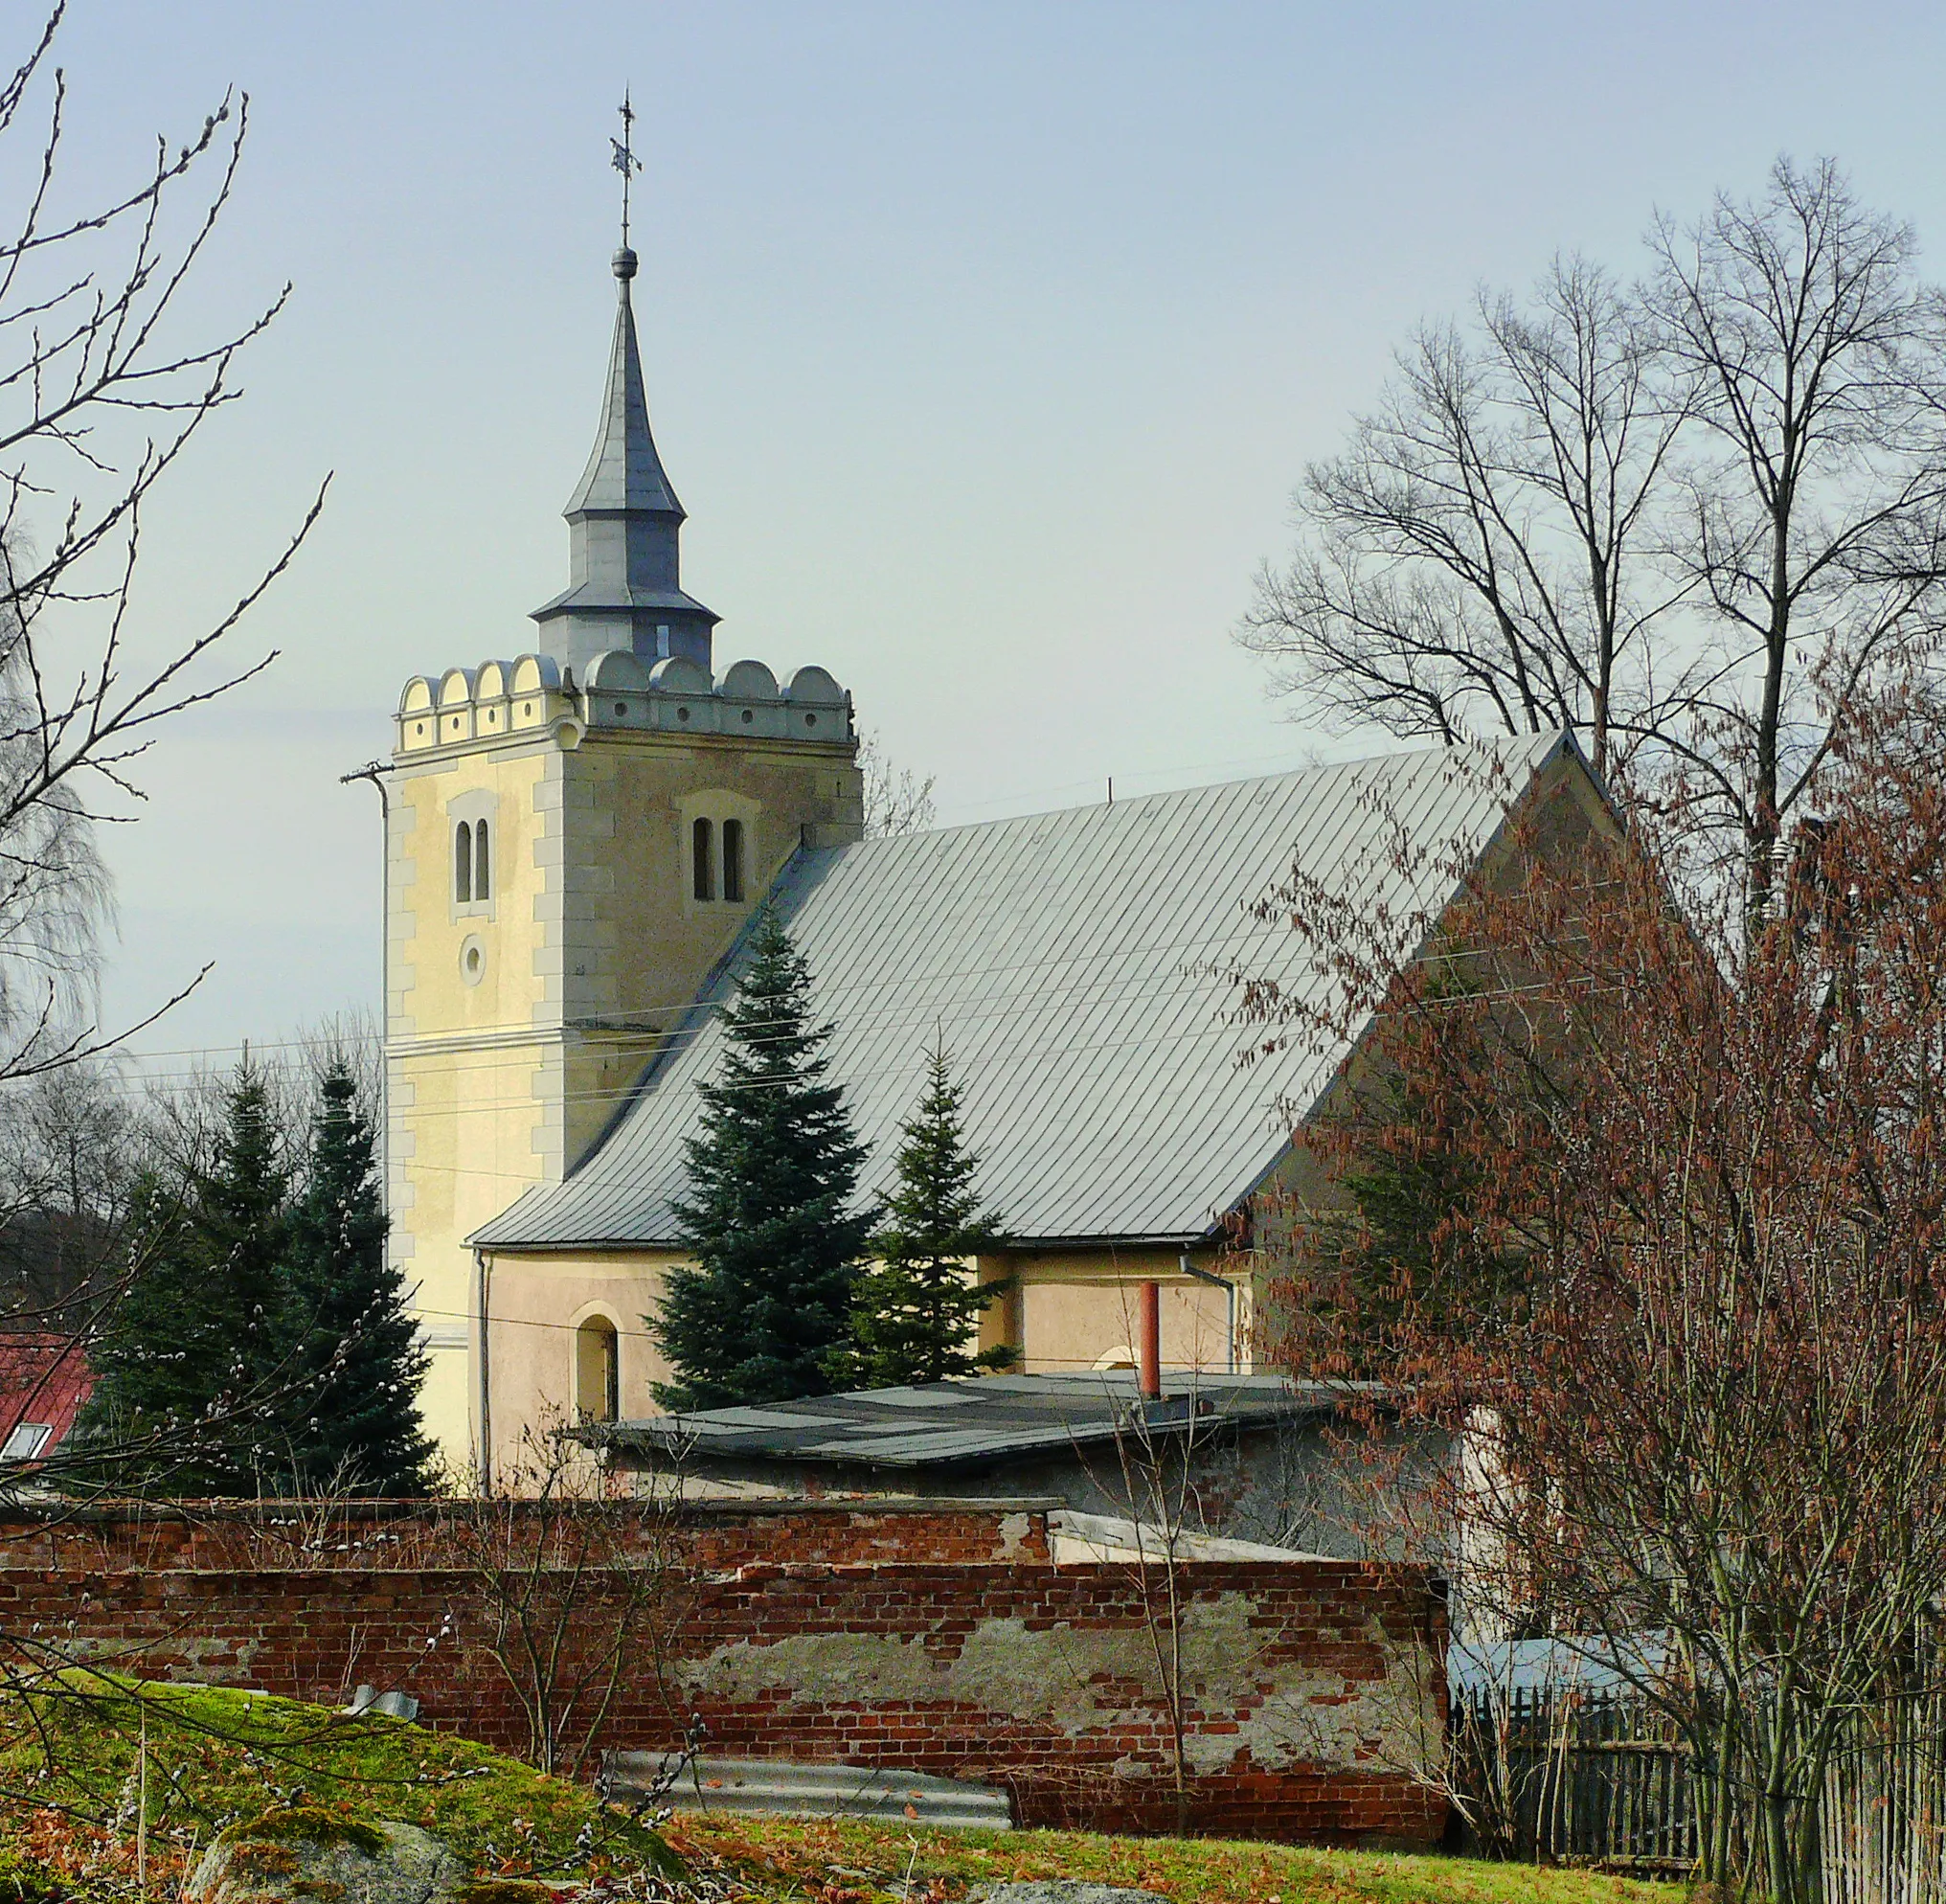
xmin=0 ymin=1676 xmax=674 ymax=1894
xmin=0 ymin=1680 xmax=1690 ymax=1904
xmin=672 ymin=1814 xmax=1691 ymax=1904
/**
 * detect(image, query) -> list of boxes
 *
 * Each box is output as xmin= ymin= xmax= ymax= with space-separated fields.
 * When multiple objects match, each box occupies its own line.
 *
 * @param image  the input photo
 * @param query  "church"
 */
xmin=384 ymin=232 xmax=1615 ymax=1482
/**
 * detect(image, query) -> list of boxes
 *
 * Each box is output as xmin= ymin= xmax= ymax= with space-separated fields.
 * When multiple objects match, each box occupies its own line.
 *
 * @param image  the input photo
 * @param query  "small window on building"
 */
xmin=692 ymin=817 xmax=714 ymax=901
xmin=1 ymin=1422 xmax=52 ymax=1462
xmin=722 ymin=818 xmax=745 ymax=902
xmin=575 ymin=1316 xmax=620 ymax=1424
xmin=474 ymin=817 xmax=491 ymax=900
xmin=454 ymin=821 xmax=473 ymax=904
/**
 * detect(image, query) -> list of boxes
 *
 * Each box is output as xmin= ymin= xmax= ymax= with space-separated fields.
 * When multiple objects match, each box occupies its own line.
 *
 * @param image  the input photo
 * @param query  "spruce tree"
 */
xmin=281 ymin=1063 xmax=436 ymax=1495
xmin=79 ymin=1063 xmax=292 ymax=1492
xmin=835 ymin=1040 xmax=1014 ymax=1390
xmin=651 ymin=909 xmax=871 ymax=1409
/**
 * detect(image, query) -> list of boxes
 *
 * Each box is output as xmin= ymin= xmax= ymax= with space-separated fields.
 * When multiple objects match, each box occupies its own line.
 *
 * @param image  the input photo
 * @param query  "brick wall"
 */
xmin=0 ymin=1497 xmax=1053 ymax=1573
xmin=0 ymin=1500 xmax=1445 ymax=1845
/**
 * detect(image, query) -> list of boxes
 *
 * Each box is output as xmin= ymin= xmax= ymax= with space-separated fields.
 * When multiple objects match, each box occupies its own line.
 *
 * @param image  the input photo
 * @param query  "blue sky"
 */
xmin=40 ymin=0 xmax=1946 ymax=1060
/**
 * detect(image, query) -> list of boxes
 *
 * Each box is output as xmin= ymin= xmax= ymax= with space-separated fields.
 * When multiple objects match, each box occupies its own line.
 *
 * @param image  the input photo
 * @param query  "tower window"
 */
xmin=447 ymin=792 xmax=498 ymax=918
xmin=692 ymin=817 xmax=714 ymax=901
xmin=722 ymin=819 xmax=745 ymax=903
xmin=575 ymin=1315 xmax=620 ymax=1423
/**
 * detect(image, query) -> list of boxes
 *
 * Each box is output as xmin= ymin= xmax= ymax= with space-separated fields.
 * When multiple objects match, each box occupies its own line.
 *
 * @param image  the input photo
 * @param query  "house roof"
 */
xmin=584 ymin=1371 xmax=1373 ymax=1473
xmin=474 ymin=730 xmax=1577 ymax=1252
xmin=0 ymin=1332 xmax=93 ymax=1465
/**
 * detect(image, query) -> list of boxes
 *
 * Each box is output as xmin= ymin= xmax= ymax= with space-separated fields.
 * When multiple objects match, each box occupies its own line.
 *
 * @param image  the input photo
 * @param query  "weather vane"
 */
xmin=611 ymin=92 xmax=643 ymax=249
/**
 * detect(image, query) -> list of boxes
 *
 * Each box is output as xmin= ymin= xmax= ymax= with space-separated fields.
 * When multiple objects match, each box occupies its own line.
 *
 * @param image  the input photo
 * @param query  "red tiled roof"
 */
xmin=0 ymin=1332 xmax=93 ymax=1462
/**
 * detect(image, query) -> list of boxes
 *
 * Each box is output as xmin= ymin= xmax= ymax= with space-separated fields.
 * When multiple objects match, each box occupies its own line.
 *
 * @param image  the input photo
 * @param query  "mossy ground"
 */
xmin=0 ymin=1680 xmax=1690 ymax=1904
xmin=673 ymin=1814 xmax=1691 ymax=1904
xmin=0 ymin=1677 xmax=669 ymax=1896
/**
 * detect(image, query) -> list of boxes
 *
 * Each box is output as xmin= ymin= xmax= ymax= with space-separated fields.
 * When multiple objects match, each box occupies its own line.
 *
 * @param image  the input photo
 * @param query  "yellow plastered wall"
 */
xmin=997 ymin=1246 xmax=1248 ymax=1376
xmin=388 ymin=742 xmax=558 ymax=1473
xmin=483 ymin=1249 xmax=683 ymax=1461
xmin=388 ymin=691 xmax=862 ymax=1476
xmin=473 ymin=1241 xmax=1251 ymax=1461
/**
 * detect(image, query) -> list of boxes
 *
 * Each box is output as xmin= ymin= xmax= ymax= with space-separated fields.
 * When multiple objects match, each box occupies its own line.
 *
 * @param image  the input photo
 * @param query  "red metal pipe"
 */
xmin=1138 ymin=1281 xmax=1162 ymax=1400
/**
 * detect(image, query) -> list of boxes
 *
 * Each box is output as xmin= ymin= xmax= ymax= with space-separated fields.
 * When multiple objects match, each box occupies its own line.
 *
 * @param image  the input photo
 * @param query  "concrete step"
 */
xmin=603 ymin=1753 xmax=1013 ymax=1831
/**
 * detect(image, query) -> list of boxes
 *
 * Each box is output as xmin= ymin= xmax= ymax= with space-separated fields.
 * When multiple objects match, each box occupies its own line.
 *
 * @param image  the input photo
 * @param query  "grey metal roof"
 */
xmin=581 ymin=1371 xmax=1371 ymax=1472
xmin=473 ymin=731 xmax=1574 ymax=1251
xmin=532 ymin=251 xmax=717 ymax=669
xmin=563 ymin=255 xmax=683 ymax=522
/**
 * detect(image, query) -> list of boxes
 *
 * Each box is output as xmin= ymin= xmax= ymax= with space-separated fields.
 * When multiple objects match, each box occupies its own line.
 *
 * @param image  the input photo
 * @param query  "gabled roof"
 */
xmin=474 ymin=731 xmax=1580 ymax=1252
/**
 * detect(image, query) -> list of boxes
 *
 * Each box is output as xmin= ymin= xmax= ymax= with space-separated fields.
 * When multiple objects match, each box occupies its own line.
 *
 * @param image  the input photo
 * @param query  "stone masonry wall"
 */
xmin=0 ymin=1501 xmax=1445 ymax=1844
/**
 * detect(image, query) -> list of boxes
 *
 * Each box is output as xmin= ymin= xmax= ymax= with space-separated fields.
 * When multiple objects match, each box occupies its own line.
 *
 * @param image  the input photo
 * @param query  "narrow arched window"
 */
xmin=454 ymin=821 xmax=472 ymax=904
xmin=722 ymin=818 xmax=745 ymax=903
xmin=576 ymin=1316 xmax=620 ymax=1423
xmin=692 ymin=817 xmax=714 ymax=901
xmin=474 ymin=817 xmax=491 ymax=900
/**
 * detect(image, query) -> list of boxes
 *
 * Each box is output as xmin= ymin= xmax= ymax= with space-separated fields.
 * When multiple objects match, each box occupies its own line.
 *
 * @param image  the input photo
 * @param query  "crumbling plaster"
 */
xmin=676 ymin=1591 xmax=1437 ymax=1777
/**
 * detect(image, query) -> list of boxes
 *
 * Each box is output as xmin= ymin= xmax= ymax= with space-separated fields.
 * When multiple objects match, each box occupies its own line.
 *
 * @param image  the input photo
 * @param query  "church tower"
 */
xmin=386 ymin=221 xmax=864 ymax=1471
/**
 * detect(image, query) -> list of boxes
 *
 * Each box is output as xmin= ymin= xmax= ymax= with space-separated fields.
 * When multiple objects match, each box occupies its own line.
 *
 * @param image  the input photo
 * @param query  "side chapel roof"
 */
xmin=472 ymin=730 xmax=1583 ymax=1252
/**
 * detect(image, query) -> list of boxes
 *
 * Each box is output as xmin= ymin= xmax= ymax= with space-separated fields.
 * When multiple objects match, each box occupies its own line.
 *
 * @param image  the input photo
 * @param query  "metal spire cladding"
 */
xmin=531 ymin=102 xmax=718 ymax=676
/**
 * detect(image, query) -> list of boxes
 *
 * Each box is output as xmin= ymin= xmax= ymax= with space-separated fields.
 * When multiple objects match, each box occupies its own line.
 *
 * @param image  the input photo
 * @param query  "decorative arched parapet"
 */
xmin=585 ymin=649 xmax=656 ymax=729
xmin=397 ymin=676 xmax=441 ymax=752
xmin=783 ymin=664 xmax=849 ymax=740
xmin=645 ymin=654 xmax=719 ymax=735
xmin=509 ymin=653 xmax=562 ymax=731
xmin=785 ymin=664 xmax=846 ymax=704
xmin=472 ymin=660 xmax=513 ymax=741
xmin=648 ymin=655 xmax=713 ymax=694
xmin=716 ymin=658 xmax=790 ymax=738
xmin=396 ymin=646 xmax=851 ymax=751
xmin=435 ymin=668 xmax=478 ymax=747
xmin=719 ymin=658 xmax=779 ymax=700
xmin=585 ymin=649 xmax=653 ymax=691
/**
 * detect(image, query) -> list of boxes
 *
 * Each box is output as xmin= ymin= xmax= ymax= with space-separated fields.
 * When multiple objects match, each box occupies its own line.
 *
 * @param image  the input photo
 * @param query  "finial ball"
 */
xmin=613 ymin=246 xmax=639 ymax=281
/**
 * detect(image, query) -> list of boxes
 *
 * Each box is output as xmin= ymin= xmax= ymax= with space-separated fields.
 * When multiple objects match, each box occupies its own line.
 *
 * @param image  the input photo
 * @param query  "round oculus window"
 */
xmin=460 ymin=933 xmax=486 ymax=986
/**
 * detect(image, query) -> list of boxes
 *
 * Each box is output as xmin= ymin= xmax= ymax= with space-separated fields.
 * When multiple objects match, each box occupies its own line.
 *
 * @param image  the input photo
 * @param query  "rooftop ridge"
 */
xmin=822 ymin=728 xmax=1573 ymax=853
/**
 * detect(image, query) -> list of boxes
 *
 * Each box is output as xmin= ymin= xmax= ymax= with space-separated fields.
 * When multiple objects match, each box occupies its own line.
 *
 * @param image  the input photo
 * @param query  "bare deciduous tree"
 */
xmin=1243 ymin=158 xmax=1946 ymax=917
xmin=858 ymin=729 xmax=937 ymax=837
xmin=1648 ymin=157 xmax=1946 ymax=908
xmin=419 ymin=1421 xmax=690 ymax=1782
xmin=0 ymin=0 xmax=340 ymax=1549
xmin=0 ymin=1058 xmax=140 ymax=1312
xmin=0 ymin=3 xmax=324 ymax=1091
xmin=1241 ymin=256 xmax=1683 ymax=777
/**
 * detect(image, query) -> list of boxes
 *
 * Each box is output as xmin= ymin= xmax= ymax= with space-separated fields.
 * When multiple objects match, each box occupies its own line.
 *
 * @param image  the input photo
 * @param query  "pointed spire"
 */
xmin=561 ymin=249 xmax=685 ymax=522
xmin=531 ymin=105 xmax=717 ymax=676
